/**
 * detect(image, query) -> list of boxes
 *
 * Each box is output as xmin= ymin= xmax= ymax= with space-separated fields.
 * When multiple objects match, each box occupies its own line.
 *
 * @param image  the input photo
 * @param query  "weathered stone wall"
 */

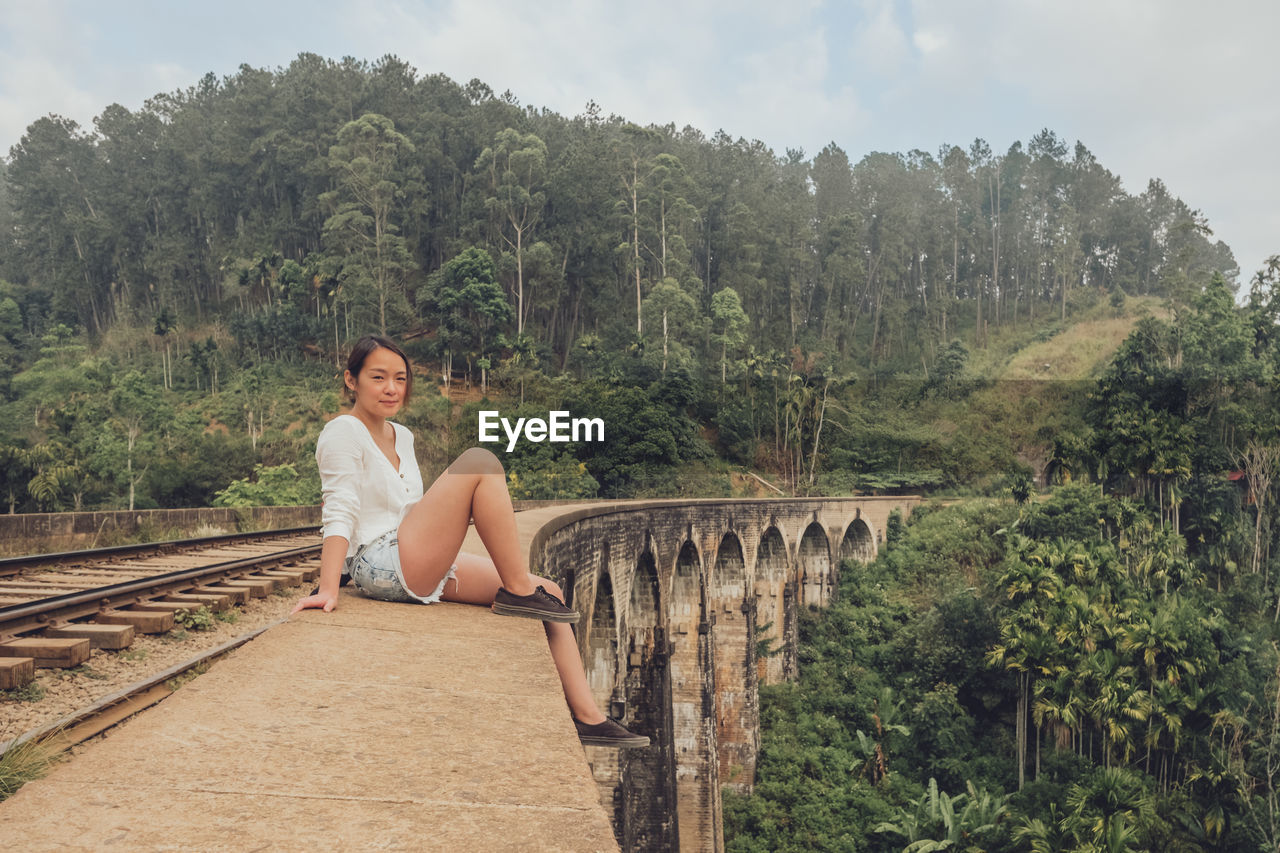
xmin=527 ymin=496 xmax=919 ymax=852
xmin=0 ymin=499 xmax=579 ymax=557
xmin=0 ymin=506 xmax=322 ymax=556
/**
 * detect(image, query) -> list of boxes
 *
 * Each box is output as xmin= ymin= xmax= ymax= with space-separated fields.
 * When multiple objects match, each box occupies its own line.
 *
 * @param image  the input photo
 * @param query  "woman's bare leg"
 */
xmin=397 ymin=448 xmax=538 ymax=597
xmin=443 ymin=554 xmax=606 ymax=724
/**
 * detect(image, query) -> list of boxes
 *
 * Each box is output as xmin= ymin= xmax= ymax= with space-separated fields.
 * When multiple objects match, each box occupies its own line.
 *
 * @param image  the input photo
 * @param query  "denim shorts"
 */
xmin=348 ymin=529 xmax=458 ymax=605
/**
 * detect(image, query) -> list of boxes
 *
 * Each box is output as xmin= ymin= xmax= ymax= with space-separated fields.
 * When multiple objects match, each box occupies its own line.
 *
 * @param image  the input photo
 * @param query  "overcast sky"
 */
xmin=1 ymin=0 xmax=1275 ymax=284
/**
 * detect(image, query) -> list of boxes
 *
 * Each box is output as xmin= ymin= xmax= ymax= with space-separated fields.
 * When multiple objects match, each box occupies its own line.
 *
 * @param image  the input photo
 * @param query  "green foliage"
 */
xmin=147 ymin=431 xmax=256 ymax=508
xmin=755 ymin=620 xmax=782 ymax=661
xmin=710 ymin=286 xmax=749 ymax=384
xmin=77 ymin=369 xmax=175 ymax=511
xmin=1007 ymin=467 xmax=1034 ymax=505
xmin=505 ymin=450 xmax=599 ymax=500
xmin=1084 ymin=278 xmax=1276 ymax=537
xmin=420 ymin=246 xmax=512 ymax=386
xmin=1060 ymin=767 xmax=1157 ymax=852
xmin=475 ymin=127 xmax=547 ymax=339
xmin=1018 ymin=482 xmax=1112 ymax=541
xmin=923 ymin=340 xmax=970 ymax=399
xmin=874 ymin=777 xmax=1012 ymax=852
xmin=173 ymin=606 xmax=215 ymax=631
xmin=2 ymin=681 xmax=46 ymax=703
xmin=734 ymin=488 xmax=1280 ymax=851
xmin=0 ymin=61 xmax=1263 ymax=521
xmin=64 ymin=664 xmax=107 ymax=680
xmin=320 ymin=113 xmax=418 ymax=334
xmin=885 ymin=508 xmax=905 ymax=546
xmin=213 ymin=463 xmax=320 ymax=507
xmin=641 ymin=278 xmax=703 ymax=374
xmin=555 ymin=381 xmax=710 ymax=497
xmin=878 ymin=500 xmax=1014 ymax=590
xmin=229 ymin=303 xmax=322 ymax=363
xmin=727 ymin=504 xmax=1027 ymax=849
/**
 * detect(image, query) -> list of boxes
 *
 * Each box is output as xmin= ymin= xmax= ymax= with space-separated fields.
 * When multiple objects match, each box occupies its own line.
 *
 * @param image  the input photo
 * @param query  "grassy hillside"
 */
xmin=874 ymin=296 xmax=1169 ymax=496
xmin=966 ymin=296 xmax=1167 ymax=382
xmin=1000 ymin=297 xmax=1169 ymax=381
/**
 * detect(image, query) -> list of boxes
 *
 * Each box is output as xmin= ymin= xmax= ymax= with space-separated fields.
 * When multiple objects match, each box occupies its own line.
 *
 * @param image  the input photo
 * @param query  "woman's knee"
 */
xmin=536 ymin=576 xmax=564 ymax=599
xmin=448 ymin=446 xmax=504 ymax=476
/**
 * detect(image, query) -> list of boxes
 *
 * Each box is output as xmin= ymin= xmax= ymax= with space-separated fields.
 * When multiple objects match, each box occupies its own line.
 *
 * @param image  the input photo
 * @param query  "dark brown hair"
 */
xmin=344 ymin=335 xmax=413 ymax=405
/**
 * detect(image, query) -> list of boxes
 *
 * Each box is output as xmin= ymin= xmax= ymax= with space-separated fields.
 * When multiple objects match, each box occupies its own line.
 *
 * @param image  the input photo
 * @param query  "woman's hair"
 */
xmin=344 ymin=335 xmax=414 ymax=404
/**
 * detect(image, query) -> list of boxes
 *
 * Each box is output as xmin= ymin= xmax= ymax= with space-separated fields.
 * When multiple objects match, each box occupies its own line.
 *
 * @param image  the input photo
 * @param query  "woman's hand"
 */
xmin=298 ymin=537 xmax=349 ymax=616
xmin=291 ymin=590 xmax=338 ymax=614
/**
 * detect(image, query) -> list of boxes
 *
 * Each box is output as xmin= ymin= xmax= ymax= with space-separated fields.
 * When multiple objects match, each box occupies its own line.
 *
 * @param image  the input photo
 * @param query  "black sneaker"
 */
xmin=492 ymin=585 xmax=580 ymax=623
xmin=573 ymin=716 xmax=650 ymax=748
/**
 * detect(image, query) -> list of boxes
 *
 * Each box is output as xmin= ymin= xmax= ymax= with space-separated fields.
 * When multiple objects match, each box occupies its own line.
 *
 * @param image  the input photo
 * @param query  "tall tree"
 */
xmin=641 ymin=278 xmax=700 ymax=374
xmin=710 ymin=286 xmax=748 ymax=385
xmin=320 ymin=113 xmax=418 ymax=334
xmin=97 ymin=369 xmax=170 ymax=510
xmin=420 ymin=246 xmax=513 ymax=389
xmin=614 ymin=124 xmax=662 ymax=336
xmin=475 ymin=128 xmax=548 ymax=336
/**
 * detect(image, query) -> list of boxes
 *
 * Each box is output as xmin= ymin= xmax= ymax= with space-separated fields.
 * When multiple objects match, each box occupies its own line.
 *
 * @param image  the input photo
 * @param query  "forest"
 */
xmin=2 ymin=53 xmax=1279 ymax=850
xmin=0 ymin=52 xmax=1245 ymax=512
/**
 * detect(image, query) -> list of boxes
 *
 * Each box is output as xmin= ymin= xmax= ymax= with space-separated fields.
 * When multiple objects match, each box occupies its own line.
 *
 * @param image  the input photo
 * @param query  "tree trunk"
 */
xmin=808 ymin=379 xmax=830 ymax=487
xmin=1035 ymin=722 xmax=1041 ymax=780
xmin=1017 ymin=674 xmax=1027 ymax=790
xmin=515 ymin=223 xmax=525 ymax=336
xmin=661 ymin=308 xmax=669 ymax=374
xmin=632 ymin=160 xmax=643 ymax=336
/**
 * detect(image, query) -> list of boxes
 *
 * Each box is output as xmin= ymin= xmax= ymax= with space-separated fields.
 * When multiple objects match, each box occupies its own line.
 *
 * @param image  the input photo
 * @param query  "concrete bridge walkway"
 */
xmin=0 ymin=514 xmax=618 ymax=852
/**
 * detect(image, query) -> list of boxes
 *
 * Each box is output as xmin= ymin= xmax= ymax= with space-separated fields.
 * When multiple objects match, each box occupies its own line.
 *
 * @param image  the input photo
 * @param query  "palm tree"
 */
xmin=992 ymin=605 xmax=1068 ymax=786
xmin=1062 ymin=767 xmax=1154 ymax=853
xmin=1185 ymin=747 xmax=1242 ymax=844
xmin=1078 ymin=649 xmax=1144 ymax=767
xmin=1012 ymin=804 xmax=1068 ymax=853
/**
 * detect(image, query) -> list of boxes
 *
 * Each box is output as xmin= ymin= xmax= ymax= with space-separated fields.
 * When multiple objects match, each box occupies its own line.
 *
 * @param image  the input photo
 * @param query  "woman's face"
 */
xmin=345 ymin=347 xmax=409 ymax=420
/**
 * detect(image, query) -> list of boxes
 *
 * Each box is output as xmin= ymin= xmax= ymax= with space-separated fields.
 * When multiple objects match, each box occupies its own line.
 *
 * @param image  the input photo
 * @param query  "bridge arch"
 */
xmin=575 ymin=538 xmax=609 ymax=653
xmin=798 ymin=522 xmax=833 ymax=607
xmin=841 ymin=515 xmax=876 ymax=564
xmin=710 ymin=531 xmax=758 ymax=792
xmin=753 ymin=526 xmax=789 ymax=685
xmin=586 ymin=570 xmax=618 ymax=704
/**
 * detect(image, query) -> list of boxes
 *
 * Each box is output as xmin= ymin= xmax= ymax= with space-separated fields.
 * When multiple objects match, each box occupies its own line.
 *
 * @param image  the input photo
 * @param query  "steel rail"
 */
xmin=0 ymin=525 xmax=320 ymax=577
xmin=0 ymin=544 xmax=319 ymax=639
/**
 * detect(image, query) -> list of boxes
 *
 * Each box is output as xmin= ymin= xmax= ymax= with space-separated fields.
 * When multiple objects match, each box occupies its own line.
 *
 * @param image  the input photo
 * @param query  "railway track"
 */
xmin=0 ymin=526 xmax=320 ymax=580
xmin=0 ymin=528 xmax=320 ymax=687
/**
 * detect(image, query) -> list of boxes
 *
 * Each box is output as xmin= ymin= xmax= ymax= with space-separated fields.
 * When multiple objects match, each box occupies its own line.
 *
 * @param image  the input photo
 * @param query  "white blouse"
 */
xmin=315 ymin=414 xmax=425 ymax=559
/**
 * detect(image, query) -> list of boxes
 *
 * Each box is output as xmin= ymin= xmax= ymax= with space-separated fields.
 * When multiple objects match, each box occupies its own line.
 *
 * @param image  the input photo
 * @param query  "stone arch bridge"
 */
xmin=517 ymin=496 xmax=919 ymax=853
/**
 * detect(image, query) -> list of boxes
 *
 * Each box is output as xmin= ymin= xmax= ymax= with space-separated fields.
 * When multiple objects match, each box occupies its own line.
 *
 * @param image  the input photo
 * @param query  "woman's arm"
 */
xmin=293 ymin=418 xmax=363 ymax=614
xmin=291 ymin=535 xmax=348 ymax=613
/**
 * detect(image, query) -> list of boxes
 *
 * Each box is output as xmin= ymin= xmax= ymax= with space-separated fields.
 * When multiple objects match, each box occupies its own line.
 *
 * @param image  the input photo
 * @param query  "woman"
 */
xmin=291 ymin=335 xmax=646 ymax=748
